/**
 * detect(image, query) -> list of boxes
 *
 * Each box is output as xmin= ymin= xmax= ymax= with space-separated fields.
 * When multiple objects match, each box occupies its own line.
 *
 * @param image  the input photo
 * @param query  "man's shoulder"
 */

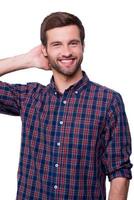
xmin=87 ymin=79 xmax=122 ymax=102
xmin=21 ymin=82 xmax=49 ymax=95
xmin=25 ymin=82 xmax=47 ymax=89
xmin=88 ymin=80 xmax=119 ymax=93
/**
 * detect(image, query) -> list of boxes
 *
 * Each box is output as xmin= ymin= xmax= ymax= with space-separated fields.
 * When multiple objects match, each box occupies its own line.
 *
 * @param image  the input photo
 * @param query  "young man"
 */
xmin=0 ymin=12 xmax=132 ymax=199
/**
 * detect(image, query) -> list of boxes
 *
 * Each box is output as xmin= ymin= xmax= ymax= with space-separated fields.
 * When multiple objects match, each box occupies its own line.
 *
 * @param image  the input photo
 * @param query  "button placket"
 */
xmin=53 ymin=92 xmax=68 ymax=192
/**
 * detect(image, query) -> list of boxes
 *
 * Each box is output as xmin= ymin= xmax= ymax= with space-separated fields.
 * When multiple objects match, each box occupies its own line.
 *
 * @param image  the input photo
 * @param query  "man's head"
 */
xmin=41 ymin=12 xmax=85 ymax=77
xmin=40 ymin=12 xmax=85 ymax=46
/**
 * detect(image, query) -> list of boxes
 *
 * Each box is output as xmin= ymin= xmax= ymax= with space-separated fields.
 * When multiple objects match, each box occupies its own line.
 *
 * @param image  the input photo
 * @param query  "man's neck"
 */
xmin=52 ymin=69 xmax=83 ymax=94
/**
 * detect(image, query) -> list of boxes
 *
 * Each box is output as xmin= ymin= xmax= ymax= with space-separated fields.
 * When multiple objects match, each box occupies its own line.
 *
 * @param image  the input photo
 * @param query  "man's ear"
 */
xmin=41 ymin=44 xmax=48 ymax=57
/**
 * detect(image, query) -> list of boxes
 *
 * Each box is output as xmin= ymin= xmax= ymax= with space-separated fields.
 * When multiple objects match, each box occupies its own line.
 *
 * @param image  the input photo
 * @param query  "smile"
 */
xmin=61 ymin=59 xmax=74 ymax=63
xmin=58 ymin=58 xmax=76 ymax=65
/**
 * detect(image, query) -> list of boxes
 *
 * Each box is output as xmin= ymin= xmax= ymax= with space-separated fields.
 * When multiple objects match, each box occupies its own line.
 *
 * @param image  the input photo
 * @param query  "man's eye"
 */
xmin=70 ymin=42 xmax=79 ymax=46
xmin=53 ymin=43 xmax=61 ymax=47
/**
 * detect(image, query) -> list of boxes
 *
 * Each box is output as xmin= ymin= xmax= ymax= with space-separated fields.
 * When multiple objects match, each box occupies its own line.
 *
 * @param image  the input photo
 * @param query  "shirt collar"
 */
xmin=49 ymin=71 xmax=90 ymax=94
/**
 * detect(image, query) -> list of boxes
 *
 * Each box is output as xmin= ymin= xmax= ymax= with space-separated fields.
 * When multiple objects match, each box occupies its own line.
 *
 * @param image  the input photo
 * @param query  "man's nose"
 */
xmin=62 ymin=45 xmax=72 ymax=57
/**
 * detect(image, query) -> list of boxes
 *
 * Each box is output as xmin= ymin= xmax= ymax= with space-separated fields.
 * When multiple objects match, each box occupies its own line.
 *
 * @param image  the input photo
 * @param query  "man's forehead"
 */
xmin=46 ymin=25 xmax=80 ymax=40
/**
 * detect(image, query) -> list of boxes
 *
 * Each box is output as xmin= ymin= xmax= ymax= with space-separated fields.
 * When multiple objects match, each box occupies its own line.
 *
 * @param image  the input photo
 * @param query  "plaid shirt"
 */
xmin=0 ymin=72 xmax=132 ymax=200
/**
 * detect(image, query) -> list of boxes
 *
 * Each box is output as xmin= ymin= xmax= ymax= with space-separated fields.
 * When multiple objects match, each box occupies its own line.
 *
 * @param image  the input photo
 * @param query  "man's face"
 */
xmin=43 ymin=25 xmax=84 ymax=76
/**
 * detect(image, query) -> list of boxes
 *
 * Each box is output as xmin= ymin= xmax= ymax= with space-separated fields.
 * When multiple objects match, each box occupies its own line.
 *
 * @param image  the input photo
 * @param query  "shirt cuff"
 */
xmin=108 ymin=166 xmax=132 ymax=181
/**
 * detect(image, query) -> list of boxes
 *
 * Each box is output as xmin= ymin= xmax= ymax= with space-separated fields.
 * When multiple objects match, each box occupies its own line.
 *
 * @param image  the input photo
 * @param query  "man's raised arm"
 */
xmin=0 ymin=45 xmax=50 ymax=76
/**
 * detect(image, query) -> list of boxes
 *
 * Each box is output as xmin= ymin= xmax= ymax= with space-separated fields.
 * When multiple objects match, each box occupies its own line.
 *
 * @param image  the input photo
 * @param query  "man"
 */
xmin=0 ymin=12 xmax=132 ymax=199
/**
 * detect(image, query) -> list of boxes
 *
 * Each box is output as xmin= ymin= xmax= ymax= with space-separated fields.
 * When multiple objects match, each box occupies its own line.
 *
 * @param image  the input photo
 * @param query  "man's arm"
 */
xmin=101 ymin=92 xmax=132 ymax=199
xmin=108 ymin=177 xmax=129 ymax=200
xmin=0 ymin=45 xmax=50 ymax=76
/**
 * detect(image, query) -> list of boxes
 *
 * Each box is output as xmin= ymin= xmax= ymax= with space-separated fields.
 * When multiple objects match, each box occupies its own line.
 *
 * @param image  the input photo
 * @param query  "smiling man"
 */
xmin=41 ymin=24 xmax=84 ymax=93
xmin=0 ymin=12 xmax=132 ymax=199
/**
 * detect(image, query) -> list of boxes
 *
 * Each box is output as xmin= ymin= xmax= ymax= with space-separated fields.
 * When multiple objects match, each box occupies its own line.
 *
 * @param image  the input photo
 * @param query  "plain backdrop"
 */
xmin=0 ymin=0 xmax=133 ymax=199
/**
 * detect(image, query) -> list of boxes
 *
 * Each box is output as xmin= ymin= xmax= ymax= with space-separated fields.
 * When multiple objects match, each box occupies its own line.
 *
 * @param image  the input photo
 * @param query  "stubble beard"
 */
xmin=48 ymin=55 xmax=83 ymax=77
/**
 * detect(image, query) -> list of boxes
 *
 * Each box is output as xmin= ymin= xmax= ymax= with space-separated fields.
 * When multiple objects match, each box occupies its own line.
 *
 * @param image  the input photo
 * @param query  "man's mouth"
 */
xmin=58 ymin=58 xmax=76 ymax=65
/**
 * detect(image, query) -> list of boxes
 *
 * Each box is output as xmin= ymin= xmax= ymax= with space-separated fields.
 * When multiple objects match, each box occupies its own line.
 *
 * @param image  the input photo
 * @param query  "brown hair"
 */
xmin=40 ymin=12 xmax=85 ymax=46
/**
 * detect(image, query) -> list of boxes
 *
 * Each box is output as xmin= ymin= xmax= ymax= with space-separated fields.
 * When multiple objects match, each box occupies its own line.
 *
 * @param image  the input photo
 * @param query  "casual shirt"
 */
xmin=0 ymin=72 xmax=132 ymax=199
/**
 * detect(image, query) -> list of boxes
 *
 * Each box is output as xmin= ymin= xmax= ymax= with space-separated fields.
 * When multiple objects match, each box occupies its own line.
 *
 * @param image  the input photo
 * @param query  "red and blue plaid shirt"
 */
xmin=0 ymin=72 xmax=132 ymax=199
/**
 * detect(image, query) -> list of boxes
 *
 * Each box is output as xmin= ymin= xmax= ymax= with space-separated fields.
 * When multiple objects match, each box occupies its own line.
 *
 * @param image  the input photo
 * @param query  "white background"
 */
xmin=0 ymin=0 xmax=133 ymax=199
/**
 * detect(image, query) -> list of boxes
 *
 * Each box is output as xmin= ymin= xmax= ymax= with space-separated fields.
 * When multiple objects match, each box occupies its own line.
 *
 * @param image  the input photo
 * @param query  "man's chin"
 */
xmin=51 ymin=63 xmax=81 ymax=77
xmin=59 ymin=68 xmax=81 ymax=77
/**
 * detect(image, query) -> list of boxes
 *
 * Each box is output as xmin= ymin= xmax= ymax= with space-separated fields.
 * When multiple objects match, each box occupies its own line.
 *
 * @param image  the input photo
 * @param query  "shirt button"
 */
xmin=57 ymin=142 xmax=60 ymax=146
xmin=63 ymin=100 xmax=67 ymax=105
xmin=55 ymin=163 xmax=59 ymax=168
xmin=54 ymin=92 xmax=57 ymax=95
xmin=75 ymin=91 xmax=78 ymax=94
xmin=54 ymin=185 xmax=58 ymax=190
xmin=59 ymin=121 xmax=63 ymax=125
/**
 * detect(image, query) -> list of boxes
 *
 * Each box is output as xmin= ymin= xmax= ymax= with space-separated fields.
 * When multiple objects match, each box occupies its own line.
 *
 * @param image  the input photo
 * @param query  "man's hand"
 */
xmin=26 ymin=45 xmax=51 ymax=70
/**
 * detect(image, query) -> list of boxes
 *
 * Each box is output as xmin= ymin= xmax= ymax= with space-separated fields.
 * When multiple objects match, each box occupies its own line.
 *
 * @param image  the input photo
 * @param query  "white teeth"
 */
xmin=60 ymin=59 xmax=73 ymax=63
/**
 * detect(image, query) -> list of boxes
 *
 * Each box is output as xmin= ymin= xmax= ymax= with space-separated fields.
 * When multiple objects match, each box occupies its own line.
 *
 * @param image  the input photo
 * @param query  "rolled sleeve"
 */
xmin=101 ymin=92 xmax=132 ymax=181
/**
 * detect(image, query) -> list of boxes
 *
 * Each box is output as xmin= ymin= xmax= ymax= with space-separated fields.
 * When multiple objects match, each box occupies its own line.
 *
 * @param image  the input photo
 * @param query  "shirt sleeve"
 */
xmin=0 ymin=81 xmax=27 ymax=116
xmin=101 ymin=92 xmax=132 ymax=181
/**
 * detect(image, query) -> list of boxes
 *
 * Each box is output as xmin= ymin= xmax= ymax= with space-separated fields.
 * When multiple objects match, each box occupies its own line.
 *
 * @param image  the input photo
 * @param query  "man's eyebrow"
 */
xmin=49 ymin=39 xmax=81 ymax=46
xmin=69 ymin=39 xmax=81 ymax=43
